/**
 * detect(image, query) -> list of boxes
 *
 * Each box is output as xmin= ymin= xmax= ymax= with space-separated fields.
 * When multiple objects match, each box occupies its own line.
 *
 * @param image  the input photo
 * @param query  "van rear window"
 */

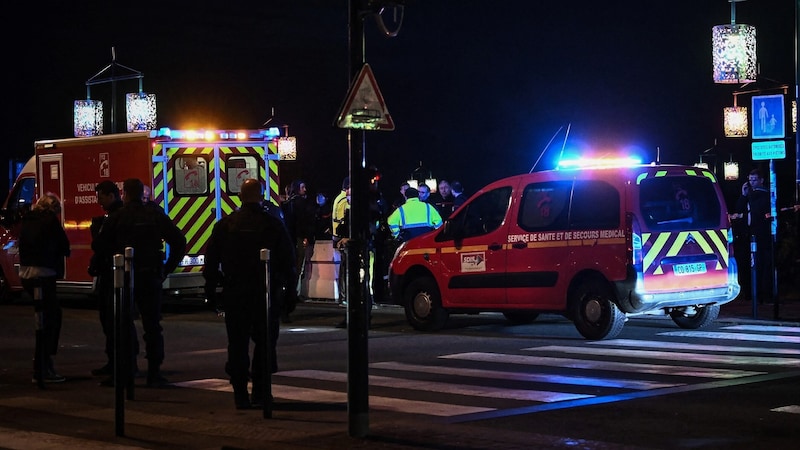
xmin=639 ymin=176 xmax=720 ymax=230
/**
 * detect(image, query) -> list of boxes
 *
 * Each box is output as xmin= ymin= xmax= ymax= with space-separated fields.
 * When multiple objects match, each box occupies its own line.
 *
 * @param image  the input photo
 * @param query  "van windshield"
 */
xmin=639 ymin=176 xmax=720 ymax=230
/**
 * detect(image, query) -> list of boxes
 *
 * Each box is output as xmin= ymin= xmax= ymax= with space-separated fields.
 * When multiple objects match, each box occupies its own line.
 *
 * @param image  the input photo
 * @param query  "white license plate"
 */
xmin=673 ymin=262 xmax=706 ymax=276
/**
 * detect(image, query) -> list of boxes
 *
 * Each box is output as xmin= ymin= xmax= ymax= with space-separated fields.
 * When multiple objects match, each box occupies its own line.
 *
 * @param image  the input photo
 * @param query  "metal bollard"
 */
xmin=260 ymin=248 xmax=272 ymax=419
xmin=112 ymin=253 xmax=125 ymax=436
xmin=33 ymin=283 xmax=45 ymax=389
xmin=750 ymin=235 xmax=757 ymax=319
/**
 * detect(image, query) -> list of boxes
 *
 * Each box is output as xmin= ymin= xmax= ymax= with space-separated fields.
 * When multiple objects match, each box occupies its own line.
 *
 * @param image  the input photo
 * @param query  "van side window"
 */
xmin=174 ymin=156 xmax=209 ymax=195
xmin=451 ymin=186 xmax=512 ymax=239
xmin=570 ymin=180 xmax=620 ymax=230
xmin=1 ymin=177 xmax=35 ymax=222
xmin=519 ymin=181 xmax=571 ymax=231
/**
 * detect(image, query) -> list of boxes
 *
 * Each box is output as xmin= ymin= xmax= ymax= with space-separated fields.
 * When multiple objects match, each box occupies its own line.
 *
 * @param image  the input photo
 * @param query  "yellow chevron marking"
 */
xmin=644 ymin=232 xmax=669 ymax=269
xmin=666 ymin=231 xmax=688 ymax=256
xmin=690 ymin=230 xmax=714 ymax=254
xmin=707 ymin=230 xmax=729 ymax=264
xmin=654 ymin=266 xmax=664 ymax=275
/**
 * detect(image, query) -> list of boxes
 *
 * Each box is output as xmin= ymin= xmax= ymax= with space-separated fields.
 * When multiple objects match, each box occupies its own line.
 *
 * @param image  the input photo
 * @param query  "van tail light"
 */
xmin=626 ymin=212 xmax=642 ymax=269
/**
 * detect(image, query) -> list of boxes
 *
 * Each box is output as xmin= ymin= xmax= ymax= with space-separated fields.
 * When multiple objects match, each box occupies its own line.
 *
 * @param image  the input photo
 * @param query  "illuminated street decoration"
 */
xmin=126 ymin=92 xmax=157 ymax=132
xmin=712 ymin=0 xmax=756 ymax=84
xmin=712 ymin=24 xmax=757 ymax=83
xmin=73 ymin=100 xmax=103 ymax=137
xmin=723 ymin=106 xmax=748 ymax=137
xmin=724 ymin=160 xmax=739 ymax=181
xmin=792 ymin=100 xmax=797 ymax=134
xmin=277 ymin=136 xmax=297 ymax=160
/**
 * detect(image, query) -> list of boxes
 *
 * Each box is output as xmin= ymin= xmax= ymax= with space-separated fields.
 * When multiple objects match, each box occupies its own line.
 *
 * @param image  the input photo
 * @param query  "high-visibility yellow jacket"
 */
xmin=387 ymin=198 xmax=442 ymax=240
xmin=331 ymin=190 xmax=349 ymax=238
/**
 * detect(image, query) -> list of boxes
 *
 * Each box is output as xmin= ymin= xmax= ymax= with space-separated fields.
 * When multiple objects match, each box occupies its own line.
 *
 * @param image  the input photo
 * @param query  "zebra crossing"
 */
xmin=175 ymin=324 xmax=800 ymax=420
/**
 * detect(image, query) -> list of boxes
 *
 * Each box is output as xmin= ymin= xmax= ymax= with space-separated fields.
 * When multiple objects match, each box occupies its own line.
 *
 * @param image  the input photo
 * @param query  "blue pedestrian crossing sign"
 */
xmin=336 ymin=64 xmax=395 ymax=131
xmin=751 ymin=94 xmax=785 ymax=140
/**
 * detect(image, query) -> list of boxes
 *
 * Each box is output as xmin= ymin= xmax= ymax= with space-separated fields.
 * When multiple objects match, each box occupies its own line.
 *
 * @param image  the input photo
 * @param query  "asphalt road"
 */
xmin=1 ymin=298 xmax=799 ymax=449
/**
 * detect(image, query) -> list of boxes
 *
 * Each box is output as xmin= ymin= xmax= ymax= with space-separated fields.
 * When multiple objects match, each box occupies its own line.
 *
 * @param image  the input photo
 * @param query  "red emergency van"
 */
xmin=388 ymin=159 xmax=741 ymax=339
xmin=0 ymin=128 xmax=282 ymax=302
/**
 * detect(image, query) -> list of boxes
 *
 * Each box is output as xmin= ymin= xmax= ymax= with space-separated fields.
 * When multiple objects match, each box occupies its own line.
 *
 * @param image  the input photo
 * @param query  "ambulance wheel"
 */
xmin=502 ymin=311 xmax=539 ymax=325
xmin=570 ymin=279 xmax=625 ymax=340
xmin=670 ymin=304 xmax=719 ymax=329
xmin=404 ymin=277 xmax=448 ymax=331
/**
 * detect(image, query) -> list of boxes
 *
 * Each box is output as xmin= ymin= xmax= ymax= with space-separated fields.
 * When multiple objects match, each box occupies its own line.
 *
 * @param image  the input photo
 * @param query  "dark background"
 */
xmin=4 ymin=0 xmax=798 ymax=208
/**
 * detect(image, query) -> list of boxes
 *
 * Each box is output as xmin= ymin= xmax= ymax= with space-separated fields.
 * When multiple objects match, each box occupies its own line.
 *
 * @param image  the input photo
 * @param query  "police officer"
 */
xmin=386 ymin=187 xmax=443 ymax=241
xmin=89 ymin=181 xmax=139 ymax=379
xmin=204 ymin=178 xmax=296 ymax=409
xmin=93 ymin=178 xmax=186 ymax=387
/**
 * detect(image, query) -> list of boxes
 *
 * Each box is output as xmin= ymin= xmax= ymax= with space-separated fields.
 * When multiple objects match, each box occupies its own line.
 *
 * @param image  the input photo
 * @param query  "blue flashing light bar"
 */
xmin=151 ymin=127 xmax=281 ymax=141
xmin=557 ymin=156 xmax=643 ymax=169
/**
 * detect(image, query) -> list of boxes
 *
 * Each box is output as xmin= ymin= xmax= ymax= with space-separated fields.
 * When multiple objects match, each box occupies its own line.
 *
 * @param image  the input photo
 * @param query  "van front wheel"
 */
xmin=670 ymin=304 xmax=720 ymax=329
xmin=570 ymin=279 xmax=626 ymax=340
xmin=404 ymin=277 xmax=448 ymax=332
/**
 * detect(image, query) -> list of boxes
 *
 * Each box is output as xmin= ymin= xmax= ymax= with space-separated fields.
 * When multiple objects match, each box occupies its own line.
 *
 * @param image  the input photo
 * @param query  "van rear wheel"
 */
xmin=570 ymin=279 xmax=625 ymax=340
xmin=404 ymin=277 xmax=448 ymax=331
xmin=670 ymin=304 xmax=719 ymax=329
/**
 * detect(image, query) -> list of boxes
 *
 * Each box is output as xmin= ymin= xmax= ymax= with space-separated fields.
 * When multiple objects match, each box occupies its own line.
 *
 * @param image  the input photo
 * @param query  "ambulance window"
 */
xmin=174 ymin=156 xmax=209 ymax=195
xmin=639 ymin=176 xmax=720 ymax=230
xmin=226 ymin=156 xmax=259 ymax=194
xmin=519 ymin=181 xmax=571 ymax=231
xmin=569 ymin=180 xmax=620 ymax=230
xmin=444 ymin=186 xmax=512 ymax=239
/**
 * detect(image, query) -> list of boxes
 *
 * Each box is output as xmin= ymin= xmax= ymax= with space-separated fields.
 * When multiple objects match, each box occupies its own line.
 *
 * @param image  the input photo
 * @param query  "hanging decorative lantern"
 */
xmin=73 ymin=100 xmax=104 ymax=137
xmin=712 ymin=1 xmax=757 ymax=84
xmin=277 ymin=136 xmax=297 ymax=160
xmin=126 ymin=92 xmax=157 ymax=132
xmin=724 ymin=159 xmax=740 ymax=181
xmin=723 ymin=106 xmax=749 ymax=137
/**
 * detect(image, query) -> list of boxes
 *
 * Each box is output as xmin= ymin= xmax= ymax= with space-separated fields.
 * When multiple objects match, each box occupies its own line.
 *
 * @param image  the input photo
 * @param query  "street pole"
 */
xmin=347 ymin=0 xmax=369 ymax=438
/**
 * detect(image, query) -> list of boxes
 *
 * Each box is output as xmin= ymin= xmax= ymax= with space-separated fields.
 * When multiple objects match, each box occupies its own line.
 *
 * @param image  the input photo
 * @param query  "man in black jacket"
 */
xmin=204 ymin=178 xmax=297 ymax=409
xmin=89 ymin=181 xmax=139 ymax=379
xmin=93 ymin=178 xmax=186 ymax=387
xmin=733 ymin=169 xmax=774 ymax=303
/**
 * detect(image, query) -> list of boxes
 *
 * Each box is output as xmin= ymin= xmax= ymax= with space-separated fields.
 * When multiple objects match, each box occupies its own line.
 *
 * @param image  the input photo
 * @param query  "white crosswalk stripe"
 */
xmin=178 ymin=325 xmax=800 ymax=418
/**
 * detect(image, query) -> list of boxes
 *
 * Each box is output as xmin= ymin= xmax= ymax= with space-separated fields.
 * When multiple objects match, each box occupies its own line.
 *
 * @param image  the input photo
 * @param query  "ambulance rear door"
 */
xmin=154 ymin=136 xmax=278 ymax=292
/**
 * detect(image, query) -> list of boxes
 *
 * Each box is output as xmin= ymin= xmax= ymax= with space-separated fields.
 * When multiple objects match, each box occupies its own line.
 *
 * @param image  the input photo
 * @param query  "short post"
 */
xmin=123 ymin=247 xmax=135 ymax=400
xmin=260 ymin=248 xmax=272 ymax=419
xmin=750 ymin=235 xmax=758 ymax=319
xmin=112 ymin=253 xmax=125 ymax=437
xmin=33 ymin=283 xmax=45 ymax=389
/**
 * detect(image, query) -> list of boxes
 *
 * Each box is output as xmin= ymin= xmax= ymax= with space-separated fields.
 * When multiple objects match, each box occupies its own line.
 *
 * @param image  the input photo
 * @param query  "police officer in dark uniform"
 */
xmin=204 ymin=178 xmax=297 ymax=409
xmin=89 ymin=181 xmax=139 ymax=379
xmin=93 ymin=178 xmax=186 ymax=387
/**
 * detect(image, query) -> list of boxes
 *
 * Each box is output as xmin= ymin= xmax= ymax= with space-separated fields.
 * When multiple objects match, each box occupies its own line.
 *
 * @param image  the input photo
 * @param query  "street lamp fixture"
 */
xmin=73 ymin=47 xmax=156 ymax=137
xmin=712 ymin=0 xmax=757 ymax=84
xmin=724 ymin=155 xmax=740 ymax=180
xmin=723 ymin=102 xmax=748 ymax=137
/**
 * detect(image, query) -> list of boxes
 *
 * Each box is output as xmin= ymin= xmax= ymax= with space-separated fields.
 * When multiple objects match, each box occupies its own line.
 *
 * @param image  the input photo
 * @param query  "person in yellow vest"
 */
xmin=331 ymin=177 xmax=350 ymax=306
xmin=387 ymin=187 xmax=442 ymax=241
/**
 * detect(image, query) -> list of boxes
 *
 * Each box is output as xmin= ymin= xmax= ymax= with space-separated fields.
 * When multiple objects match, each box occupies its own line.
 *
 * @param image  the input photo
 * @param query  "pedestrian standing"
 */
xmin=88 ymin=181 xmax=139 ymax=379
xmin=732 ymin=169 xmax=774 ymax=303
xmin=332 ymin=177 xmax=351 ymax=306
xmin=280 ymin=180 xmax=315 ymax=323
xmin=204 ymin=178 xmax=297 ymax=409
xmin=19 ymin=193 xmax=71 ymax=385
xmin=92 ymin=178 xmax=186 ymax=387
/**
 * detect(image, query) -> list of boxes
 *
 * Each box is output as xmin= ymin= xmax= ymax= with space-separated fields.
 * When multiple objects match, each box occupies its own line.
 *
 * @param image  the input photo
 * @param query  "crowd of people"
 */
xmin=14 ymin=169 xmax=467 ymax=408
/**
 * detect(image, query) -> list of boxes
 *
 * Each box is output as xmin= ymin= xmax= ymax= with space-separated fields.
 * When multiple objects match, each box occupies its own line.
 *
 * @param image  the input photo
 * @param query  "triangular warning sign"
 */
xmin=336 ymin=64 xmax=395 ymax=131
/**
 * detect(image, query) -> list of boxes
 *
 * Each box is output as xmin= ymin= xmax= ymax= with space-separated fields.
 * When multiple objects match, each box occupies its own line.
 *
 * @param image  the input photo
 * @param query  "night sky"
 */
xmin=6 ymin=0 xmax=798 ymax=206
